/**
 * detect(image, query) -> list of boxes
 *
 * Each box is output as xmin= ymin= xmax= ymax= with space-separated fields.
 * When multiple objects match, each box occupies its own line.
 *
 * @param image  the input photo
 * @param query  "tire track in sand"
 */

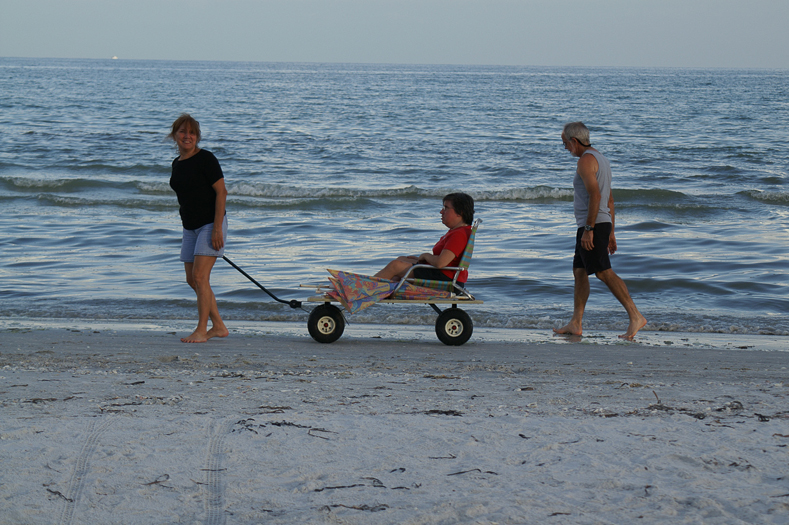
xmin=57 ymin=417 xmax=114 ymax=525
xmin=204 ymin=419 xmax=231 ymax=525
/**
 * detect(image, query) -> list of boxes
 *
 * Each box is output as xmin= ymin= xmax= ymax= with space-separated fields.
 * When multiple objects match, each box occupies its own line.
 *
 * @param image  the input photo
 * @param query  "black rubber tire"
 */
xmin=308 ymin=304 xmax=345 ymax=343
xmin=435 ymin=308 xmax=473 ymax=346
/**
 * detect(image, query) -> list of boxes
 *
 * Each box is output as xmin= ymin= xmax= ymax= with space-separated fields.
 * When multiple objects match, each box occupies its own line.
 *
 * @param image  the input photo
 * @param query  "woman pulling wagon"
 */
xmin=168 ymin=114 xmax=229 ymax=343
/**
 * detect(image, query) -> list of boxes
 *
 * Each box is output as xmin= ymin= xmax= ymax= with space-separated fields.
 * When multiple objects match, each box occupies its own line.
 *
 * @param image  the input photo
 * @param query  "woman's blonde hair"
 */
xmin=168 ymin=113 xmax=201 ymax=143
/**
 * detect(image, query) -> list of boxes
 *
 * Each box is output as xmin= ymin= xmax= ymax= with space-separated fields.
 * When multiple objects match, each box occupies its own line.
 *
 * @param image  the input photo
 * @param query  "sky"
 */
xmin=2 ymin=0 xmax=788 ymax=68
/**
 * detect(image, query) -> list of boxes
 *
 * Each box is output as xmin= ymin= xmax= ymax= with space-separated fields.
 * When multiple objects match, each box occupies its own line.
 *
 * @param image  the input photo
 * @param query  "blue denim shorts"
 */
xmin=180 ymin=215 xmax=228 ymax=262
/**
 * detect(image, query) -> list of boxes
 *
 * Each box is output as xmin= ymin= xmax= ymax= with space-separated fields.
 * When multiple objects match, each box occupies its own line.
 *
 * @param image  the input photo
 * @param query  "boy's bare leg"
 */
xmin=374 ymin=256 xmax=418 ymax=281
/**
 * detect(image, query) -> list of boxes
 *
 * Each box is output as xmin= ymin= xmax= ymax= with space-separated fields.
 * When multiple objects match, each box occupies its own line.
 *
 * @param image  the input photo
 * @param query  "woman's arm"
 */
xmin=211 ymin=178 xmax=228 ymax=250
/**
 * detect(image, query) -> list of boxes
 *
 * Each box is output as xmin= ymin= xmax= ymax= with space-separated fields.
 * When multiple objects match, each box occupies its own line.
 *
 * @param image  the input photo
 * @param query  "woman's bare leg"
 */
xmin=182 ymin=256 xmax=228 ymax=343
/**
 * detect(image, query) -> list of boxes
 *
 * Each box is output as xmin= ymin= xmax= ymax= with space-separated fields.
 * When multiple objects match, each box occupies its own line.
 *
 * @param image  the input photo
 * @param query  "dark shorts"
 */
xmin=413 ymin=267 xmax=465 ymax=286
xmin=572 ymin=222 xmax=612 ymax=275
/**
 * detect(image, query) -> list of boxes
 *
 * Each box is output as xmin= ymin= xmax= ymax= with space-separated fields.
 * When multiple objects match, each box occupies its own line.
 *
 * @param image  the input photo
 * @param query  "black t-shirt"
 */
xmin=169 ymin=149 xmax=224 ymax=230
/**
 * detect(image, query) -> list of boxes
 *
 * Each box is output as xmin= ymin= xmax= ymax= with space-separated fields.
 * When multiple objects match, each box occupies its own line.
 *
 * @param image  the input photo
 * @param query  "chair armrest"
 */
xmin=391 ymin=264 xmax=463 ymax=295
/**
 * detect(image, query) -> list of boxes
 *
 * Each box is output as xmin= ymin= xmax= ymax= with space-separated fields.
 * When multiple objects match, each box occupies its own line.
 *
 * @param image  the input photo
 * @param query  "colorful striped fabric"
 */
xmin=410 ymin=279 xmax=456 ymax=292
xmin=458 ymin=219 xmax=480 ymax=270
xmin=327 ymin=270 xmax=451 ymax=314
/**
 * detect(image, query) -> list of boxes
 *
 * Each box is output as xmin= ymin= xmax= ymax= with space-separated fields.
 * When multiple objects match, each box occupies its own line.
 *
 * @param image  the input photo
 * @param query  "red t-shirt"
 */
xmin=432 ymin=225 xmax=471 ymax=281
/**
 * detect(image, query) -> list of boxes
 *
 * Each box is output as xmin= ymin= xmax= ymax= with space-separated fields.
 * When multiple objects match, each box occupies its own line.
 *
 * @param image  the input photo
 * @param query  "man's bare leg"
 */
xmin=554 ymin=267 xmax=589 ymax=336
xmin=182 ymin=256 xmax=229 ymax=343
xmin=595 ymin=268 xmax=647 ymax=340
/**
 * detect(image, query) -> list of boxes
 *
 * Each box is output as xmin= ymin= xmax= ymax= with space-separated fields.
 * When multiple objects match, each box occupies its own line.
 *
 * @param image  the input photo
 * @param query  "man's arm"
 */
xmin=578 ymin=154 xmax=600 ymax=251
xmin=607 ymin=191 xmax=617 ymax=254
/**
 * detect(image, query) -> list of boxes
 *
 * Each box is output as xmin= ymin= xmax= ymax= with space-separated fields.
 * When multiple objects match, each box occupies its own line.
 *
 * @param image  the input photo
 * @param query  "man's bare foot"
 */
xmin=619 ymin=315 xmax=647 ymax=340
xmin=206 ymin=326 xmax=229 ymax=340
xmin=181 ymin=330 xmax=209 ymax=343
xmin=553 ymin=322 xmax=582 ymax=336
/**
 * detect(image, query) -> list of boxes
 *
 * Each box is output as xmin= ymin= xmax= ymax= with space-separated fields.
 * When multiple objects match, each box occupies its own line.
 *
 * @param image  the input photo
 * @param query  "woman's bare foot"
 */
xmin=619 ymin=315 xmax=647 ymax=340
xmin=181 ymin=330 xmax=209 ymax=343
xmin=206 ymin=326 xmax=229 ymax=340
xmin=553 ymin=322 xmax=582 ymax=336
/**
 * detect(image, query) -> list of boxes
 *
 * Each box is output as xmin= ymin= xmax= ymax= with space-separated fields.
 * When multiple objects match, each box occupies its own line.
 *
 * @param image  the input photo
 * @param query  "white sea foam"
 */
xmin=744 ymin=189 xmax=789 ymax=203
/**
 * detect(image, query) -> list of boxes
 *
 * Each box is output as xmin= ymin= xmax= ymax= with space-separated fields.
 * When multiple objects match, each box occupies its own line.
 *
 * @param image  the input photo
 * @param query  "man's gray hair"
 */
xmin=563 ymin=122 xmax=590 ymax=145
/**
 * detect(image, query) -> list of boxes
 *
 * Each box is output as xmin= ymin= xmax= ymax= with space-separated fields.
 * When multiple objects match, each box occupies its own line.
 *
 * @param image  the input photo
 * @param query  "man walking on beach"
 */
xmin=554 ymin=122 xmax=647 ymax=340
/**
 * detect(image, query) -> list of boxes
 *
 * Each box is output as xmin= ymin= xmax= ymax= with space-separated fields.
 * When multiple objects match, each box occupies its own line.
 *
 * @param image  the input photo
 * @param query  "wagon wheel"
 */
xmin=435 ymin=308 xmax=473 ymax=346
xmin=308 ymin=304 xmax=345 ymax=343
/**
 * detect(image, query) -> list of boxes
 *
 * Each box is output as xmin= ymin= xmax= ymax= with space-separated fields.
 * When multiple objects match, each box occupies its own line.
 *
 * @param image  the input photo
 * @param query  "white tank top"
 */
xmin=573 ymin=149 xmax=612 ymax=228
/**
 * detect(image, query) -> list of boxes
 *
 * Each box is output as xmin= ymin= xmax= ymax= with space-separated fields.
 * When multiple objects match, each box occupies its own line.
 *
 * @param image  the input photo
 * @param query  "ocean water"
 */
xmin=1 ymin=57 xmax=788 ymax=336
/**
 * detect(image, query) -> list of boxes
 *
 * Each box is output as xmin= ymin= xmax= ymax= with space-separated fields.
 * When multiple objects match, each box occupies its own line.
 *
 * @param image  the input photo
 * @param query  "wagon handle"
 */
xmin=222 ymin=256 xmax=303 ymax=309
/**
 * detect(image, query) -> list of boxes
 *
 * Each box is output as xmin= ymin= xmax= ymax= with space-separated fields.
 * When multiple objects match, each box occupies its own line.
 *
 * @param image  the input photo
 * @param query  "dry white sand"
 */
xmin=1 ymin=323 xmax=788 ymax=524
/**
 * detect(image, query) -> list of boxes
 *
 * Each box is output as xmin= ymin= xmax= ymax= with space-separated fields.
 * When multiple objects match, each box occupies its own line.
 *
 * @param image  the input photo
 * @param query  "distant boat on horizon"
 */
xmin=111 ymin=56 xmax=118 ymax=60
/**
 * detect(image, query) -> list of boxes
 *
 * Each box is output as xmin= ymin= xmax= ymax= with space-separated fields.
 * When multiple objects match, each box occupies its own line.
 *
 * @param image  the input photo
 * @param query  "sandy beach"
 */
xmin=1 ymin=322 xmax=788 ymax=524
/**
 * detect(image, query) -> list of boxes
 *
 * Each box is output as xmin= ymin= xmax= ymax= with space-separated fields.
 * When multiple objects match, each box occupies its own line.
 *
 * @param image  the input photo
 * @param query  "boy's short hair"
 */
xmin=444 ymin=192 xmax=475 ymax=225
